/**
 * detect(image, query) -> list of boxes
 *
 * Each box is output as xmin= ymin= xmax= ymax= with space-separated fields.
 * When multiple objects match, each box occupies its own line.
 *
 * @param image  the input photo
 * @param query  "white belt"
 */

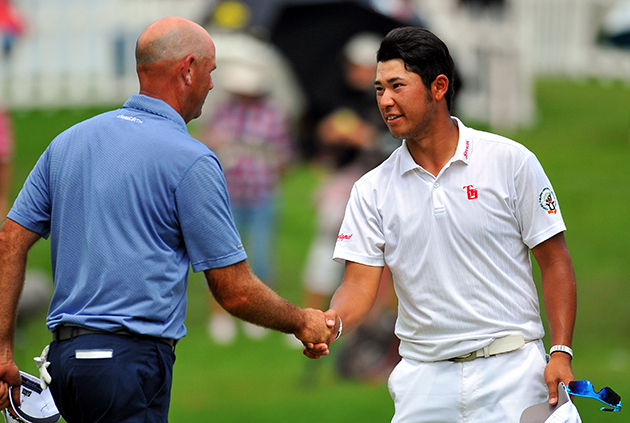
xmin=449 ymin=335 xmax=525 ymax=362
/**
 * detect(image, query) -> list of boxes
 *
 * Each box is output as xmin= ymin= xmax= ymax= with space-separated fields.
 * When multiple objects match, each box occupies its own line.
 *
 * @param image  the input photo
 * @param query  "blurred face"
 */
xmin=345 ymin=62 xmax=377 ymax=92
xmin=374 ymin=59 xmax=436 ymax=143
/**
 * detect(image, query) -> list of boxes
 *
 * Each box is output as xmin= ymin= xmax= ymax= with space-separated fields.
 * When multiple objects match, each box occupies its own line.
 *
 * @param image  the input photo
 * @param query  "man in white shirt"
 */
xmin=305 ymin=27 xmax=577 ymax=423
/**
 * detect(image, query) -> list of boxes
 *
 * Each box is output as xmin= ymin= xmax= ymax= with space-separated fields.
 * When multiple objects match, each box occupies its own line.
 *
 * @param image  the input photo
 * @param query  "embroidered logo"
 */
xmin=337 ymin=233 xmax=353 ymax=241
xmin=538 ymin=187 xmax=557 ymax=214
xmin=117 ymin=114 xmax=143 ymax=124
xmin=463 ymin=140 xmax=470 ymax=160
xmin=463 ymin=185 xmax=478 ymax=200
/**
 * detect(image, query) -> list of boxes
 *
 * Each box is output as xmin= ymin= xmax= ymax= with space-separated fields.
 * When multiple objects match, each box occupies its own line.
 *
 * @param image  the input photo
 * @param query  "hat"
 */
xmin=520 ymin=383 xmax=582 ymax=423
xmin=220 ymin=60 xmax=268 ymax=97
xmin=2 ymin=371 xmax=60 ymax=423
xmin=343 ymin=32 xmax=382 ymax=67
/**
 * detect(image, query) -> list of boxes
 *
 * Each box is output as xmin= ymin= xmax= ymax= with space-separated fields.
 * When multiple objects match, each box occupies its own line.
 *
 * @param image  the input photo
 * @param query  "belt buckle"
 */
xmin=449 ymin=351 xmax=478 ymax=363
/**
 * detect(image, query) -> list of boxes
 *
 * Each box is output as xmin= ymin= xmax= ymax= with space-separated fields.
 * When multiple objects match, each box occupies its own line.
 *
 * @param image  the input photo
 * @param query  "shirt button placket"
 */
xmin=432 ymin=180 xmax=445 ymax=215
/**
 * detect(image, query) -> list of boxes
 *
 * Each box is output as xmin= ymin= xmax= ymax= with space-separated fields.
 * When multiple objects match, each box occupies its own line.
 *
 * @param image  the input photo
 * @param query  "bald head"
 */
xmin=135 ymin=17 xmax=217 ymax=123
xmin=136 ymin=16 xmax=212 ymax=69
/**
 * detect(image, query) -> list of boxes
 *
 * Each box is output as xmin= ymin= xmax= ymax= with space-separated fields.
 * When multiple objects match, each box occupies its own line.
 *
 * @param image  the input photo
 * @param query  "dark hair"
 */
xmin=377 ymin=27 xmax=456 ymax=111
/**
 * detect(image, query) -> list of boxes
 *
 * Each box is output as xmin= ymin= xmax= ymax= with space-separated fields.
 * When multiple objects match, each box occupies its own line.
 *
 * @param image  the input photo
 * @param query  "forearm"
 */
xmin=329 ymin=261 xmax=384 ymax=336
xmin=217 ymin=273 xmax=304 ymax=334
xmin=542 ymin=263 xmax=576 ymax=348
xmin=533 ymin=232 xmax=577 ymax=403
xmin=330 ymin=282 xmax=377 ymax=335
xmin=536 ymin=235 xmax=577 ymax=348
xmin=205 ymin=261 xmax=327 ymax=341
xmin=0 ymin=220 xmax=37 ymax=359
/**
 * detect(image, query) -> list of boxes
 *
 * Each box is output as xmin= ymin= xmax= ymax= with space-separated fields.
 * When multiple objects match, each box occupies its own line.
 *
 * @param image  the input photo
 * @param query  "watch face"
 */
xmin=7 ymin=372 xmax=60 ymax=423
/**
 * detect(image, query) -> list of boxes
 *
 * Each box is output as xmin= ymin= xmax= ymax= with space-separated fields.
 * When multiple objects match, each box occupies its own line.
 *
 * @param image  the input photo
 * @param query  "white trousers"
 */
xmin=388 ymin=340 xmax=548 ymax=423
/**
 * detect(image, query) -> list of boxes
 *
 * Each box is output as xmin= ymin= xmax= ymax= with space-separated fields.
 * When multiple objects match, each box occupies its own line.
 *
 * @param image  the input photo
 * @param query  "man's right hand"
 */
xmin=302 ymin=309 xmax=340 ymax=359
xmin=294 ymin=308 xmax=335 ymax=355
xmin=0 ymin=359 xmax=21 ymax=409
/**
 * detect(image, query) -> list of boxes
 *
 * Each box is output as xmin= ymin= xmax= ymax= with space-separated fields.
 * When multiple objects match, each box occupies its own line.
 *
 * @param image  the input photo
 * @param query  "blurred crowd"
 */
xmin=193 ymin=0 xmax=426 ymax=382
xmin=190 ymin=0 xmax=514 ymax=383
xmin=1 ymin=0 xmax=520 ymax=384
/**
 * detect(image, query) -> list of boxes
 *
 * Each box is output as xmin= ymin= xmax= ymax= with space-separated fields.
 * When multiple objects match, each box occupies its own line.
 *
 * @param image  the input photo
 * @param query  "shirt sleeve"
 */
xmin=175 ymin=154 xmax=247 ymax=272
xmin=333 ymin=182 xmax=386 ymax=267
xmin=515 ymin=153 xmax=567 ymax=249
xmin=7 ymin=147 xmax=52 ymax=238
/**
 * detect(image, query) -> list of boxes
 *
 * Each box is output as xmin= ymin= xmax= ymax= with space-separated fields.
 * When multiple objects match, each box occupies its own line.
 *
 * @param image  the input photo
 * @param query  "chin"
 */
xmin=387 ymin=128 xmax=406 ymax=141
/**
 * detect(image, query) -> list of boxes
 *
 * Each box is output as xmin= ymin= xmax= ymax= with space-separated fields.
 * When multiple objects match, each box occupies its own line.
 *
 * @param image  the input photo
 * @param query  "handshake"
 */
xmin=293 ymin=308 xmax=341 ymax=359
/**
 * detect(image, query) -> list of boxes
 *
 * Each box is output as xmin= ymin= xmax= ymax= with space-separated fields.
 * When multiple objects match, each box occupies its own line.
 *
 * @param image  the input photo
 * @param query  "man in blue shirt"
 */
xmin=0 ymin=17 xmax=333 ymax=422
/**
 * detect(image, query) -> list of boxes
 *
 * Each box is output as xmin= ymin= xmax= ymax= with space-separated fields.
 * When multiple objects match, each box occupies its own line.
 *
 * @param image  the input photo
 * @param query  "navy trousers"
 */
xmin=48 ymin=333 xmax=175 ymax=423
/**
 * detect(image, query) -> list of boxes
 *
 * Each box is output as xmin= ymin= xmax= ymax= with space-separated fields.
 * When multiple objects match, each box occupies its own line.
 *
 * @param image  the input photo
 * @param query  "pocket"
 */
xmin=531 ymin=340 xmax=548 ymax=369
xmin=387 ymin=358 xmax=409 ymax=400
xmin=143 ymin=343 xmax=174 ymax=408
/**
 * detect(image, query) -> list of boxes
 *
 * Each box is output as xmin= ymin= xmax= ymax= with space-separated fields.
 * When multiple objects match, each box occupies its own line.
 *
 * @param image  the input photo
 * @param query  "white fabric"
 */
xmin=521 ymin=382 xmax=583 ymax=423
xmin=33 ymin=344 xmax=51 ymax=389
xmin=304 ymin=163 xmax=366 ymax=295
xmin=388 ymin=341 xmax=548 ymax=423
xmin=543 ymin=402 xmax=582 ymax=423
xmin=333 ymin=118 xmax=567 ymax=361
xmin=303 ymin=231 xmax=345 ymax=295
xmin=7 ymin=371 xmax=60 ymax=423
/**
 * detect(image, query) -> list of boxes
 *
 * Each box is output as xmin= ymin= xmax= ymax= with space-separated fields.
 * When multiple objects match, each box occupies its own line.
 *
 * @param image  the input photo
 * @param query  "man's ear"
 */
xmin=181 ymin=54 xmax=195 ymax=85
xmin=432 ymin=74 xmax=449 ymax=102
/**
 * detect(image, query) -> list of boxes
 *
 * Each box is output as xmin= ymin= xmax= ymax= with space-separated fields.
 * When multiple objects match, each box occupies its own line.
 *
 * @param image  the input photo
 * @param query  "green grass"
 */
xmin=8 ymin=78 xmax=630 ymax=422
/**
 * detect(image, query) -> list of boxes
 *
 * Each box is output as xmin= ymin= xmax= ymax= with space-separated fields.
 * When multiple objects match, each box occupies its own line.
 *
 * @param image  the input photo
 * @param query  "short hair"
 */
xmin=377 ymin=27 xmax=456 ymax=111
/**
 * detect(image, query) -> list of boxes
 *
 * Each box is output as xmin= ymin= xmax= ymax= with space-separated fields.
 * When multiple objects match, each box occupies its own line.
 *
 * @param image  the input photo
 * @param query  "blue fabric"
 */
xmin=48 ymin=333 xmax=175 ymax=423
xmin=8 ymin=94 xmax=247 ymax=339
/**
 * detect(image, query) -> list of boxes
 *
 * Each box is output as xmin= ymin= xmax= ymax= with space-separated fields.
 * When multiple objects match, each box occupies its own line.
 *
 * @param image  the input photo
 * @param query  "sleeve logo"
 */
xmin=538 ymin=187 xmax=558 ymax=214
xmin=337 ymin=233 xmax=353 ymax=241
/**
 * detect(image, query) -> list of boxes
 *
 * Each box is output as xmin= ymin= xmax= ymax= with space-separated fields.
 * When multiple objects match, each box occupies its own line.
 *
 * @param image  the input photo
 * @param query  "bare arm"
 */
xmin=204 ymin=260 xmax=333 ymax=344
xmin=0 ymin=219 xmax=42 ymax=408
xmin=304 ymin=261 xmax=383 ymax=359
xmin=531 ymin=232 xmax=577 ymax=405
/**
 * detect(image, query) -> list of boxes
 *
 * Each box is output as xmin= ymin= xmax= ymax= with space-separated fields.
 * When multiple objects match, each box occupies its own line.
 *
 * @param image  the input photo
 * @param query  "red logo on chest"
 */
xmin=463 ymin=185 xmax=478 ymax=200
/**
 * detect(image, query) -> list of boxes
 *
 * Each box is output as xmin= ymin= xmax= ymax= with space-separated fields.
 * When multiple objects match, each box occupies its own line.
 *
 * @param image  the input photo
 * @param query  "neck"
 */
xmin=406 ymin=115 xmax=459 ymax=177
xmin=138 ymin=68 xmax=187 ymax=121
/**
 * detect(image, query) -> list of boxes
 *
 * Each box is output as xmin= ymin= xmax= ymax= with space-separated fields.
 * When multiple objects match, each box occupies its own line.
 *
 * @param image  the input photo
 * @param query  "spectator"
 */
xmin=0 ymin=0 xmax=25 ymax=58
xmin=297 ymin=33 xmax=401 ymax=380
xmin=301 ymin=33 xmax=394 ymax=316
xmin=199 ymin=58 xmax=295 ymax=343
xmin=0 ymin=107 xmax=13 ymax=219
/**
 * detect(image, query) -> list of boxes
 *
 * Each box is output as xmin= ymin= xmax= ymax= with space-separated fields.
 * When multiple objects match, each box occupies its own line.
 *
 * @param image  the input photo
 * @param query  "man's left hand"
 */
xmin=545 ymin=352 xmax=574 ymax=405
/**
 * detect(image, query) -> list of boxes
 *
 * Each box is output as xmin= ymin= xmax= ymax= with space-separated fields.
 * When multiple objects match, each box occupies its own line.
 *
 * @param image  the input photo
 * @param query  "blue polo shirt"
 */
xmin=8 ymin=94 xmax=247 ymax=340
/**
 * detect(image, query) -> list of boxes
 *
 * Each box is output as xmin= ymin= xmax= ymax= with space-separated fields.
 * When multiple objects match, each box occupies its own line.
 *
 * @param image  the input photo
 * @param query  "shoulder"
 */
xmin=468 ymin=126 xmax=533 ymax=160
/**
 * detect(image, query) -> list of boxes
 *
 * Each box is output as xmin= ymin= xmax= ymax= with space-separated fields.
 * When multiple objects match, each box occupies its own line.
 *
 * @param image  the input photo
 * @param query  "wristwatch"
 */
xmin=335 ymin=317 xmax=343 ymax=340
xmin=549 ymin=345 xmax=573 ymax=359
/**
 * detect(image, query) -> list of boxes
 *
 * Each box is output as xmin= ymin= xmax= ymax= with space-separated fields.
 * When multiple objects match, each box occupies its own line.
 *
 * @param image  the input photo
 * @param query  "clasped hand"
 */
xmin=299 ymin=309 xmax=339 ymax=359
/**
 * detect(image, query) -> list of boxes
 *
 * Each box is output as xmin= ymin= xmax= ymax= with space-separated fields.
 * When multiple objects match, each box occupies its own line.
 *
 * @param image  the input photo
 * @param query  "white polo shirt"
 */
xmin=333 ymin=118 xmax=566 ymax=362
